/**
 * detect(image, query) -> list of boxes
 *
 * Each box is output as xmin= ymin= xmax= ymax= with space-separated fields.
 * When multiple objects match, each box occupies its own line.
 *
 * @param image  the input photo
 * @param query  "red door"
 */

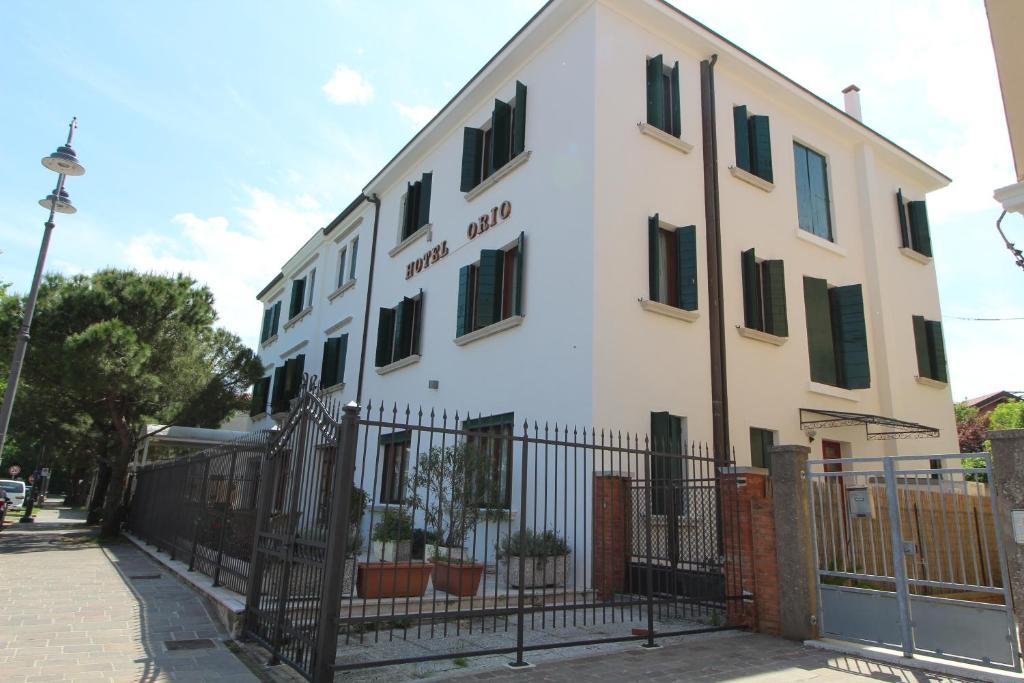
xmin=822 ymin=440 xmax=843 ymax=472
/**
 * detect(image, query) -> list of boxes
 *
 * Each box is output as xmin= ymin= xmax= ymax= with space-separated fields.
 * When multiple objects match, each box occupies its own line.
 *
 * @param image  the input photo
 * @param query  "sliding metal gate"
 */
xmin=808 ymin=453 xmax=1020 ymax=671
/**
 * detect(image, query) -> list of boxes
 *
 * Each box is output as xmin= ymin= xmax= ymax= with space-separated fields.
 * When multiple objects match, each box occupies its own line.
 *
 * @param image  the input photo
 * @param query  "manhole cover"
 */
xmin=128 ymin=574 xmax=162 ymax=580
xmin=165 ymin=639 xmax=215 ymax=651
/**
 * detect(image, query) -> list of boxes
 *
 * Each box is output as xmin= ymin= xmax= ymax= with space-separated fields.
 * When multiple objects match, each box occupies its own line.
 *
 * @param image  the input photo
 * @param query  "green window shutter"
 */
xmin=283 ymin=355 xmax=304 ymax=402
xmin=460 ymin=128 xmax=483 ymax=192
xmin=289 ymin=278 xmax=306 ymax=318
xmin=337 ymin=334 xmax=348 ymax=384
xmin=912 ymin=315 xmax=930 ymax=378
xmin=250 ymin=377 xmax=268 ymax=416
xmin=670 ymin=61 xmax=681 ymax=137
xmin=896 ymin=189 xmax=910 ymax=249
xmin=925 ymin=320 xmax=947 ymax=383
xmin=411 ymin=294 xmax=423 ymax=356
xmin=808 ymin=149 xmax=832 ymax=240
xmin=648 ymin=214 xmax=661 ymax=302
xmin=749 ymin=428 xmax=765 ymax=469
xmin=830 ymin=284 xmax=870 ymax=389
xmin=907 ymin=200 xmax=932 ymax=257
xmin=513 ymin=81 xmax=527 ymax=157
xmin=392 ymin=298 xmax=414 ymax=361
xmin=375 ymin=307 xmax=395 ymax=367
xmin=513 ymin=231 xmax=525 ymax=316
xmin=675 ymin=225 xmax=697 ymax=311
xmin=260 ymin=308 xmax=272 ymax=343
xmin=490 ymin=99 xmax=512 ymax=173
xmin=271 ymin=302 xmax=281 ymax=336
xmin=646 ymin=55 xmax=665 ymax=131
xmin=749 ymin=115 xmax=773 ymax=183
xmin=803 ymin=276 xmax=837 ymax=386
xmin=417 ymin=173 xmax=432 ymax=229
xmin=456 ymin=265 xmax=474 ymax=337
xmin=741 ymin=248 xmax=763 ymax=331
xmin=733 ymin=106 xmax=750 ymax=172
xmin=402 ymin=181 xmax=417 ymax=239
xmin=475 ymin=250 xmax=504 ymax=328
xmin=321 ymin=337 xmax=339 ymax=388
xmin=793 ymin=144 xmax=814 ymax=234
xmin=762 ymin=259 xmax=788 ymax=337
xmin=270 ymin=366 xmax=287 ymax=413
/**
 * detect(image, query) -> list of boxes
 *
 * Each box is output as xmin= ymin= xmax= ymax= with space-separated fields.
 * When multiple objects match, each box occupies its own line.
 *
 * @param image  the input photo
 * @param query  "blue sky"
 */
xmin=0 ymin=0 xmax=1019 ymax=401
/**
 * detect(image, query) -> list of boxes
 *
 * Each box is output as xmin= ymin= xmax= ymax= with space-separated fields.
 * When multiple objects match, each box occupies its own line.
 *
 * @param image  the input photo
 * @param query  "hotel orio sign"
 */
xmin=405 ymin=200 xmax=513 ymax=279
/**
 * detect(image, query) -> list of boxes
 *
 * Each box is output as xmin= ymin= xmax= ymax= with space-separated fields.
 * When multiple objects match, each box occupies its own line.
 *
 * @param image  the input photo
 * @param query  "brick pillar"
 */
xmin=768 ymin=444 xmax=817 ymax=641
xmin=719 ymin=467 xmax=770 ymax=630
xmin=987 ymin=428 xmax=1024 ymax=650
xmin=593 ymin=472 xmax=632 ymax=601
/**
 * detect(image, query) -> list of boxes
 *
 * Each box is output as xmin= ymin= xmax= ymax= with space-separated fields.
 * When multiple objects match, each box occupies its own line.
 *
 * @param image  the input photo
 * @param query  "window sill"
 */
xmin=327 ymin=279 xmax=356 ymax=302
xmin=260 ymin=334 xmax=278 ymax=349
xmin=322 ymin=382 xmax=346 ymax=395
xmin=639 ymin=299 xmax=699 ymax=322
xmin=899 ymin=247 xmax=932 ymax=265
xmin=283 ymin=307 xmax=312 ymax=330
xmin=728 ymin=166 xmax=774 ymax=192
xmin=637 ymin=122 xmax=694 ymax=154
xmin=454 ymin=315 xmax=524 ymax=346
xmin=807 ymin=381 xmax=860 ymax=402
xmin=464 ymin=151 xmax=531 ymax=202
xmin=388 ymin=223 xmax=433 ymax=258
xmin=375 ymin=354 xmax=421 ymax=375
xmin=736 ymin=326 xmax=787 ymax=346
xmin=795 ymin=228 xmax=846 ymax=257
xmin=915 ymin=375 xmax=947 ymax=389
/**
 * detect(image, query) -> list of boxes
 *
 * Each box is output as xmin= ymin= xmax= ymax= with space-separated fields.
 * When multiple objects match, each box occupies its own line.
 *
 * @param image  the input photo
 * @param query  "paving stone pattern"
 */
xmin=0 ymin=507 xmax=258 ymax=683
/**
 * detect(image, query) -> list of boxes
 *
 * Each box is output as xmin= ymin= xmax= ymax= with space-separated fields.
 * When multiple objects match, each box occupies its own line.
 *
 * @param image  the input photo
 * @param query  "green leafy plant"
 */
xmin=349 ymin=487 xmax=368 ymax=525
xmin=371 ymin=508 xmax=413 ymax=542
xmin=497 ymin=529 xmax=569 ymax=558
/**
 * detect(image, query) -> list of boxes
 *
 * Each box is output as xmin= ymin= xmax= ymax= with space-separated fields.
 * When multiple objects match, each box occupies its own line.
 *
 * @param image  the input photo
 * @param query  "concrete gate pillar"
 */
xmin=768 ymin=444 xmax=818 ymax=641
xmin=987 ymin=429 xmax=1024 ymax=648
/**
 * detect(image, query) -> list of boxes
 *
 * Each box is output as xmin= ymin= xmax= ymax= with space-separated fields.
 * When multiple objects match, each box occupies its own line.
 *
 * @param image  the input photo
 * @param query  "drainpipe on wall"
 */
xmin=700 ymin=54 xmax=731 ymax=467
xmin=356 ymin=194 xmax=381 ymax=404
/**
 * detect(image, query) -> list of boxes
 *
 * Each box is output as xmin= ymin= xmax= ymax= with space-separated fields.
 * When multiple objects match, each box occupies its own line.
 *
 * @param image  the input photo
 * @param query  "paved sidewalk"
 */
xmin=0 ymin=506 xmax=258 ymax=683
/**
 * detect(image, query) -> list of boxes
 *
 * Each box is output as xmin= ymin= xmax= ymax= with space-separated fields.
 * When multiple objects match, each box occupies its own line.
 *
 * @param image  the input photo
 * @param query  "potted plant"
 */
xmin=404 ymin=441 xmax=505 ymax=596
xmin=370 ymin=508 xmax=414 ymax=562
xmin=498 ymin=530 xmax=570 ymax=588
xmin=358 ymin=508 xmax=431 ymax=599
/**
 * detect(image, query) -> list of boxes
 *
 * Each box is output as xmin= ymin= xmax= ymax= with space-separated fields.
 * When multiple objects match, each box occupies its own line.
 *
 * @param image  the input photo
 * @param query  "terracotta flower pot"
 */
xmin=430 ymin=559 xmax=485 ymax=597
xmin=357 ymin=561 xmax=432 ymax=599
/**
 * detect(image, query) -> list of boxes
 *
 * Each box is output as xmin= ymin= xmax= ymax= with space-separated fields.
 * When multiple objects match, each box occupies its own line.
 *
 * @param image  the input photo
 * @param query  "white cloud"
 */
xmin=321 ymin=65 xmax=374 ymax=105
xmin=394 ymin=102 xmax=440 ymax=129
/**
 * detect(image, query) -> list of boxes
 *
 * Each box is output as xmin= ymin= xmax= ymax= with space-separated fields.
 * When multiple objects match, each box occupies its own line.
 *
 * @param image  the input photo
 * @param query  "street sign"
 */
xmin=7 ymin=465 xmax=20 ymax=477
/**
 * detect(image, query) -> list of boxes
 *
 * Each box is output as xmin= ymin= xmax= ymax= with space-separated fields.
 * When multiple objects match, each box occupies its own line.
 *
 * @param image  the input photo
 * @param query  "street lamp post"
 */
xmin=0 ymin=119 xmax=85 ymax=474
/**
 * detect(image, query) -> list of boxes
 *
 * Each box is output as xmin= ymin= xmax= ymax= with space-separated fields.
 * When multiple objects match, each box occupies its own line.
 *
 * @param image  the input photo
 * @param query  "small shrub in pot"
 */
xmin=498 ymin=530 xmax=570 ymax=588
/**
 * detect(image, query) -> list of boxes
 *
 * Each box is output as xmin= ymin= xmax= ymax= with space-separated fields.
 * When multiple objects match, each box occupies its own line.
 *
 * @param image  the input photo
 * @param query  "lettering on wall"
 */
xmin=405 ymin=241 xmax=450 ymax=280
xmin=467 ymin=201 xmax=512 ymax=240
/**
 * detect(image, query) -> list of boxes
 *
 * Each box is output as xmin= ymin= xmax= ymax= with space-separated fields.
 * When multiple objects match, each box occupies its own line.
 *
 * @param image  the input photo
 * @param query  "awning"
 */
xmin=799 ymin=408 xmax=940 ymax=440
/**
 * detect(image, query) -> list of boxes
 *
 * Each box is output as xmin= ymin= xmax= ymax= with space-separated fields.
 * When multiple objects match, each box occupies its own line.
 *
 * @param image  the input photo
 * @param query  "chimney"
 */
xmin=842 ymin=84 xmax=862 ymax=121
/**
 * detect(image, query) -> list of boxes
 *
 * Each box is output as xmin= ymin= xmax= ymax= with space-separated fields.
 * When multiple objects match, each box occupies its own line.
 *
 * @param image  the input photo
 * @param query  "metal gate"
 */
xmin=808 ymin=453 xmax=1020 ymax=671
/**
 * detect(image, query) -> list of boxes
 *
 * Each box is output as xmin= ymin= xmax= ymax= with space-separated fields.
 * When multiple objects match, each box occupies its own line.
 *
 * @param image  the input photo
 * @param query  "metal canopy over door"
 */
xmin=807 ymin=453 xmax=1020 ymax=671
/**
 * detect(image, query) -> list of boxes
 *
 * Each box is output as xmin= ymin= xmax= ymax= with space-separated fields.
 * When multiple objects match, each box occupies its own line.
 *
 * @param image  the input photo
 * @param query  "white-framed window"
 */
xmin=337 ymin=246 xmax=348 ymax=288
xmin=306 ymin=268 xmax=316 ymax=308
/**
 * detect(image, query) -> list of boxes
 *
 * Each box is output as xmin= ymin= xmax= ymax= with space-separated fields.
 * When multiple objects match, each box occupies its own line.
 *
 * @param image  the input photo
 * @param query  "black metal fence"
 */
xmin=129 ymin=379 xmax=744 ymax=682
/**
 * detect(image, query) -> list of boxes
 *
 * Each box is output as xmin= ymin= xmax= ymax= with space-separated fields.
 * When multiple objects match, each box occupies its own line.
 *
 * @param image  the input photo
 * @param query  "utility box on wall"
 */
xmin=846 ymin=486 xmax=874 ymax=518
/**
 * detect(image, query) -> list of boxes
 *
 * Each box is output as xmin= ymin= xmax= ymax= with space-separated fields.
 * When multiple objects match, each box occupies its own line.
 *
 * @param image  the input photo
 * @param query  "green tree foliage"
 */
xmin=954 ymin=403 xmax=987 ymax=454
xmin=988 ymin=399 xmax=1024 ymax=432
xmin=1 ymin=270 xmax=262 ymax=535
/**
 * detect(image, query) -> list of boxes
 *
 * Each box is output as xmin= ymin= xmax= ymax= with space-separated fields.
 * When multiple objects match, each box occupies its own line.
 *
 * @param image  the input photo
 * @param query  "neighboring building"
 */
xmin=963 ymin=390 xmax=1021 ymax=418
xmin=250 ymin=0 xmax=958 ymax=495
xmin=987 ymin=0 xmax=1024 ymax=215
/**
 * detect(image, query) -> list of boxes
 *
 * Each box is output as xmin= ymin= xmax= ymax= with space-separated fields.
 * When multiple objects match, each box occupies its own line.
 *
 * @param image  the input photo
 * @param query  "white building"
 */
xmin=250 ymin=0 xmax=957 ymax=505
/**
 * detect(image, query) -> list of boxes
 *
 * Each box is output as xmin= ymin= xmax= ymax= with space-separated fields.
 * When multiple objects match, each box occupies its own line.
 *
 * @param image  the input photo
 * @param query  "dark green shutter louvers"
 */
xmin=402 ymin=181 xmax=416 ymax=239
xmin=260 ymin=308 xmax=272 ymax=343
xmin=270 ymin=366 xmax=287 ymax=413
xmin=250 ymin=377 xmax=269 ymax=416
xmin=417 ymin=173 xmax=432 ymax=230
xmin=375 ymin=307 xmax=395 ymax=367
xmin=762 ymin=259 xmax=788 ymax=337
xmin=456 ymin=265 xmax=474 ymax=337
xmin=461 ymin=128 xmax=483 ymax=192
xmin=733 ymin=105 xmax=750 ymax=172
xmin=803 ymin=276 xmax=838 ymax=386
xmin=411 ymin=294 xmax=422 ymax=355
xmin=271 ymin=302 xmax=281 ymax=336
xmin=741 ymin=248 xmax=763 ymax=331
xmin=808 ymin=149 xmax=832 ymax=240
xmin=490 ymin=99 xmax=511 ymax=174
xmin=896 ymin=189 xmax=911 ymax=249
xmin=648 ymin=214 xmax=661 ymax=302
xmin=646 ymin=55 xmax=665 ymax=132
xmin=392 ymin=298 xmax=414 ymax=361
xmin=289 ymin=278 xmax=306 ymax=319
xmin=907 ymin=200 xmax=932 ymax=257
xmin=794 ymin=144 xmax=814 ymax=234
xmin=321 ymin=337 xmax=340 ymax=388
xmin=925 ymin=320 xmax=947 ymax=383
xmin=830 ymin=284 xmax=870 ymax=389
xmin=912 ymin=315 xmax=930 ymax=378
xmin=670 ymin=61 xmax=681 ymax=137
xmin=514 ymin=231 xmax=525 ymax=316
xmin=513 ymin=81 xmax=527 ymax=157
xmin=676 ymin=225 xmax=697 ymax=311
xmin=749 ymin=115 xmax=773 ymax=183
xmin=337 ymin=334 xmax=348 ymax=384
xmin=475 ymin=249 xmax=504 ymax=329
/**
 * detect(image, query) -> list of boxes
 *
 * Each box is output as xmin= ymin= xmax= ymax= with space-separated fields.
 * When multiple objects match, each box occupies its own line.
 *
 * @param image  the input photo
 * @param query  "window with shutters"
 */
xmin=749 ymin=427 xmax=776 ymax=469
xmin=379 ymin=432 xmax=410 ymax=505
xmin=288 ymin=277 xmax=307 ymax=319
xmin=463 ymin=413 xmax=514 ymax=510
xmin=650 ymin=412 xmax=687 ymax=515
xmin=912 ymin=316 xmax=947 ymax=383
xmin=270 ymin=354 xmax=305 ymax=414
xmin=895 ymin=190 xmax=932 ymax=258
xmin=733 ymin=106 xmax=773 ymax=184
xmin=320 ymin=333 xmax=348 ymax=389
xmin=740 ymin=249 xmax=788 ymax=338
xmin=375 ymin=292 xmax=423 ymax=368
xmin=802 ymin=277 xmax=870 ymax=390
xmin=456 ymin=233 xmax=525 ymax=339
xmin=646 ymin=55 xmax=681 ymax=137
xmin=249 ymin=376 xmax=271 ymax=416
xmin=259 ymin=301 xmax=282 ymax=344
xmin=647 ymin=215 xmax=697 ymax=311
xmin=793 ymin=142 xmax=833 ymax=241
xmin=461 ymin=82 xmax=527 ymax=193
xmin=400 ymin=173 xmax=433 ymax=241
xmin=337 ymin=247 xmax=348 ymax=287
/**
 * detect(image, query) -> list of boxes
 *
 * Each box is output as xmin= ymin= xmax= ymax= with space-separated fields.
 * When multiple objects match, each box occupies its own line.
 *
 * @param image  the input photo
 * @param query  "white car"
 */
xmin=0 ymin=480 xmax=26 ymax=511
